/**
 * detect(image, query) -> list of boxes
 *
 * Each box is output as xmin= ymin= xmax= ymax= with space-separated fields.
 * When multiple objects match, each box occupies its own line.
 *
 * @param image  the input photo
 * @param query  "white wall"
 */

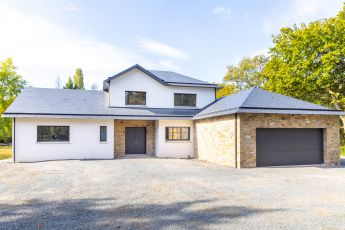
xmin=155 ymin=120 xmax=194 ymax=158
xmin=109 ymin=69 xmax=215 ymax=108
xmin=14 ymin=118 xmax=114 ymax=162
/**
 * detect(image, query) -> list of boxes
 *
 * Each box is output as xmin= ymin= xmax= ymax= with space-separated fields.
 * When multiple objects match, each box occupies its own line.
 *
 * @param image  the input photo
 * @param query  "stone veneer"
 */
xmin=194 ymin=115 xmax=237 ymax=167
xmin=114 ymin=120 xmax=155 ymax=157
xmin=194 ymin=114 xmax=340 ymax=168
xmin=238 ymin=114 xmax=340 ymax=168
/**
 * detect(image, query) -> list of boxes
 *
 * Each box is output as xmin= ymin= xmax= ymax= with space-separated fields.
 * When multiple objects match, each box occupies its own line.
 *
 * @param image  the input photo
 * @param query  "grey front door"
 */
xmin=256 ymin=128 xmax=323 ymax=167
xmin=125 ymin=127 xmax=146 ymax=154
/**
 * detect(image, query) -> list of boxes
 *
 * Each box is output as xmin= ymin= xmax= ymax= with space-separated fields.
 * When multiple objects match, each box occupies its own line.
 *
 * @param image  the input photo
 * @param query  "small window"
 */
xmin=166 ymin=127 xmax=190 ymax=141
xmin=37 ymin=126 xmax=69 ymax=142
xmin=126 ymin=91 xmax=146 ymax=105
xmin=174 ymin=93 xmax=196 ymax=107
xmin=100 ymin=126 xmax=107 ymax=142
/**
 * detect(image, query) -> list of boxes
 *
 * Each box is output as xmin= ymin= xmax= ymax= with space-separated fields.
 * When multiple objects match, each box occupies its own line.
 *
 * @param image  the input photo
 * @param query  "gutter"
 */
xmin=13 ymin=118 xmax=15 ymax=163
xmin=234 ymin=114 xmax=237 ymax=169
xmin=2 ymin=112 xmax=195 ymax=118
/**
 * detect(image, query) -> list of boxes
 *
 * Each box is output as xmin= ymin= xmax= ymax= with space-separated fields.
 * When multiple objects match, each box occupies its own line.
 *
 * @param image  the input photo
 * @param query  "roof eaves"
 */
xmin=166 ymin=82 xmax=221 ymax=88
xmin=2 ymin=112 xmax=195 ymax=118
xmin=193 ymin=107 xmax=239 ymax=119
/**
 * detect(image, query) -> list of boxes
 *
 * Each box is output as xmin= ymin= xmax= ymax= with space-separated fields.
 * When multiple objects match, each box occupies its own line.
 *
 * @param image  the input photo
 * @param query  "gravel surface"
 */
xmin=0 ymin=158 xmax=345 ymax=229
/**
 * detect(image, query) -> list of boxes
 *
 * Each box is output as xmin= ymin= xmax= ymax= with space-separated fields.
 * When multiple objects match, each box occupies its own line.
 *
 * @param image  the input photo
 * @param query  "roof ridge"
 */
xmin=238 ymin=87 xmax=256 ymax=108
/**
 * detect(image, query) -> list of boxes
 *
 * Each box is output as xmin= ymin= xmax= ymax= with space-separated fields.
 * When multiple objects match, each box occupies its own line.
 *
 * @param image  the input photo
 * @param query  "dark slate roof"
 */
xmin=4 ymin=87 xmax=344 ymax=119
xmin=104 ymin=64 xmax=219 ymax=88
xmin=148 ymin=70 xmax=214 ymax=86
xmin=3 ymin=88 xmax=200 ymax=118
xmin=194 ymin=87 xmax=345 ymax=119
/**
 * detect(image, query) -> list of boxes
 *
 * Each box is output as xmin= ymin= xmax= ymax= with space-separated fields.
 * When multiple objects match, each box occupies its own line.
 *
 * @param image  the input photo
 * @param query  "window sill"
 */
xmin=36 ymin=141 xmax=70 ymax=144
xmin=100 ymin=141 xmax=108 ymax=144
xmin=174 ymin=106 xmax=197 ymax=109
xmin=165 ymin=140 xmax=192 ymax=143
xmin=125 ymin=105 xmax=147 ymax=108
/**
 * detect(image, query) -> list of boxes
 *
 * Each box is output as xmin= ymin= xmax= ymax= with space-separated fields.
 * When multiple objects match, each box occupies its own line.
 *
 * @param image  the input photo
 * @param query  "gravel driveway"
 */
xmin=1 ymin=158 xmax=345 ymax=229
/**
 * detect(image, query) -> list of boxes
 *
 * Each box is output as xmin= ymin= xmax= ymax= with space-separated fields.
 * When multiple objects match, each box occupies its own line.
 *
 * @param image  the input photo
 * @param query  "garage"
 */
xmin=256 ymin=128 xmax=324 ymax=167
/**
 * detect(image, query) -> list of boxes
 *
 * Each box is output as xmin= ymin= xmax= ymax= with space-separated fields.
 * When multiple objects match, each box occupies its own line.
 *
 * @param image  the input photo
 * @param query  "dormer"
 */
xmin=103 ymin=64 xmax=219 ymax=109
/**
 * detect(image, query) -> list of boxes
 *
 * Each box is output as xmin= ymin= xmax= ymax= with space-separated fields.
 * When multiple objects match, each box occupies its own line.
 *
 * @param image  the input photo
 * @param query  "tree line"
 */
xmin=0 ymin=65 xmax=97 ymax=143
xmin=1 ymin=4 xmax=345 ymax=143
xmin=217 ymin=4 xmax=345 ymax=139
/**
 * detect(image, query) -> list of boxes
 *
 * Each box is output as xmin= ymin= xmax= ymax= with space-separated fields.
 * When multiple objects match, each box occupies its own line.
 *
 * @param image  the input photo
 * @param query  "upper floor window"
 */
xmin=37 ymin=126 xmax=69 ymax=142
xmin=126 ymin=91 xmax=146 ymax=105
xmin=174 ymin=93 xmax=196 ymax=107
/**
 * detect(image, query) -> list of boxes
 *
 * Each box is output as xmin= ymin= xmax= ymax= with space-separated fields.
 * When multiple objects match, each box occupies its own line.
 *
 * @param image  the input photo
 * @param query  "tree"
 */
xmin=74 ymin=68 xmax=84 ymax=89
xmin=91 ymin=83 xmax=98 ymax=90
xmin=263 ymin=4 xmax=345 ymax=128
xmin=217 ymin=55 xmax=268 ymax=98
xmin=216 ymin=83 xmax=236 ymax=98
xmin=63 ymin=68 xmax=85 ymax=89
xmin=0 ymin=58 xmax=26 ymax=143
xmin=63 ymin=76 xmax=74 ymax=89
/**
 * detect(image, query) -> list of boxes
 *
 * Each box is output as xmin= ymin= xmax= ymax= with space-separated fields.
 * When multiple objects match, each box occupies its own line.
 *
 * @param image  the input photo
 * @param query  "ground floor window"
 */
xmin=100 ymin=126 xmax=107 ymax=142
xmin=37 ymin=126 xmax=69 ymax=142
xmin=166 ymin=127 xmax=190 ymax=141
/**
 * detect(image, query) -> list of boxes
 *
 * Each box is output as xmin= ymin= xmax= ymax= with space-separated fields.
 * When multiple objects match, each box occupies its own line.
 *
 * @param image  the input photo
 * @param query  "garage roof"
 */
xmin=194 ymin=87 xmax=345 ymax=119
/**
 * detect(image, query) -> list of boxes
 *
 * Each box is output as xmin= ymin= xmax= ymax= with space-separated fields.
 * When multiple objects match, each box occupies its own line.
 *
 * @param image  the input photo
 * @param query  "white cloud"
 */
xmin=158 ymin=60 xmax=180 ymax=70
xmin=0 ymin=6 xmax=166 ymax=89
xmin=138 ymin=39 xmax=189 ymax=60
xmin=63 ymin=2 xmax=80 ymax=12
xmin=213 ymin=6 xmax=231 ymax=21
xmin=263 ymin=0 xmax=344 ymax=36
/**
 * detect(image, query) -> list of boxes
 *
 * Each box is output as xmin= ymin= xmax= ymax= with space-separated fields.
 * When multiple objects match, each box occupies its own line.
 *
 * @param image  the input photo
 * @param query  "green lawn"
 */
xmin=0 ymin=146 xmax=12 ymax=160
xmin=341 ymin=145 xmax=345 ymax=157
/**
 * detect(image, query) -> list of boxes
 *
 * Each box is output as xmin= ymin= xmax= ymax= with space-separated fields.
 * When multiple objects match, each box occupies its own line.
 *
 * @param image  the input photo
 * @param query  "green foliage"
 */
xmin=341 ymin=145 xmax=345 ymax=157
xmin=74 ymin=68 xmax=84 ymax=89
xmin=63 ymin=68 xmax=85 ymax=89
xmin=0 ymin=58 xmax=26 ymax=143
xmin=264 ymin=5 xmax=345 ymax=110
xmin=217 ymin=55 xmax=268 ymax=98
xmin=216 ymin=84 xmax=236 ymax=98
xmin=63 ymin=76 xmax=74 ymax=89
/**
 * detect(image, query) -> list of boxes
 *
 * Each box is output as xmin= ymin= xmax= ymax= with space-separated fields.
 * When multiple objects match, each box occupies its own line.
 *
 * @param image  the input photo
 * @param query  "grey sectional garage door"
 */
xmin=256 ymin=128 xmax=323 ymax=167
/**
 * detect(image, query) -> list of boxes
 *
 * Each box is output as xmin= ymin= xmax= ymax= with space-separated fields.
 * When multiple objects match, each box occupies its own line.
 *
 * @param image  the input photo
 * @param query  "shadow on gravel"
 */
xmin=0 ymin=198 xmax=280 ymax=229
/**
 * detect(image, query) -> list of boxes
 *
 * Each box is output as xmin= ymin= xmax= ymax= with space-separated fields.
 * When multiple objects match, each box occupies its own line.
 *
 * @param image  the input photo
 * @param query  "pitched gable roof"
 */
xmin=194 ymin=87 xmax=345 ymax=119
xmin=103 ymin=64 xmax=219 ymax=91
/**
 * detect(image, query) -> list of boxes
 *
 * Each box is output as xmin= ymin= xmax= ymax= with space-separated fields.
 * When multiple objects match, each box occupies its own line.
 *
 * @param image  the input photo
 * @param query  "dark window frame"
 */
xmin=165 ymin=127 xmax=191 ymax=141
xmin=125 ymin=91 xmax=146 ymax=105
xmin=174 ymin=93 xmax=196 ymax=107
xmin=37 ymin=126 xmax=70 ymax=142
xmin=100 ymin=126 xmax=107 ymax=142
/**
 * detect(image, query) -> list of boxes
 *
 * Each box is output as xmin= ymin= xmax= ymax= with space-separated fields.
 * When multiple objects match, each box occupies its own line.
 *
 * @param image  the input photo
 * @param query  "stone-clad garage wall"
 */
xmin=194 ymin=115 xmax=237 ymax=167
xmin=194 ymin=114 xmax=340 ymax=168
xmin=238 ymin=114 xmax=340 ymax=168
xmin=114 ymin=120 xmax=155 ymax=157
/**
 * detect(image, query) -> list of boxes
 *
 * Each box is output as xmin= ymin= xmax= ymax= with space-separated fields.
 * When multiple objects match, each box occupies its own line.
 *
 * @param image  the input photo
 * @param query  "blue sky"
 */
xmin=0 ymin=0 xmax=344 ymax=89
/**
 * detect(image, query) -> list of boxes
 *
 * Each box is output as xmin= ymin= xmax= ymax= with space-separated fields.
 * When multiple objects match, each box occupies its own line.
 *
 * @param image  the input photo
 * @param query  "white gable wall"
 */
xmin=14 ymin=118 xmax=114 ymax=162
xmin=108 ymin=69 xmax=215 ymax=108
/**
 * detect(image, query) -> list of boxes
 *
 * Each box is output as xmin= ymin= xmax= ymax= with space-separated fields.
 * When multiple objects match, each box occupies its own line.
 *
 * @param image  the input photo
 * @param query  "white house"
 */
xmin=3 ymin=64 xmax=344 ymax=168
